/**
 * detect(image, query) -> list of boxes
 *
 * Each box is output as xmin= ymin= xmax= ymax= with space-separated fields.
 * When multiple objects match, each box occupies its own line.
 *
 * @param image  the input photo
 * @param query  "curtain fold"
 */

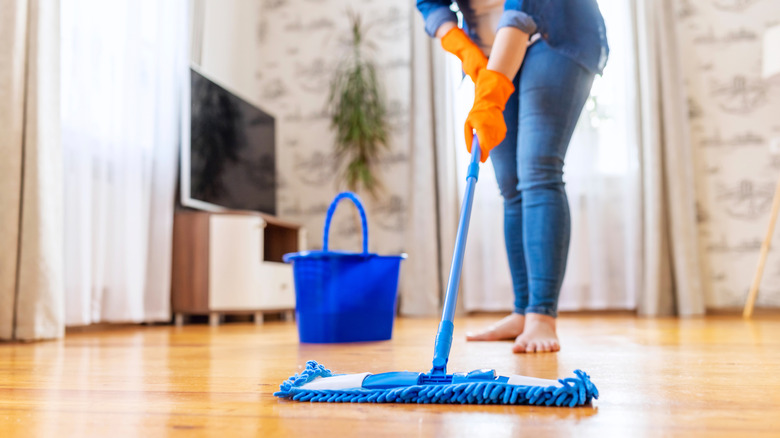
xmin=400 ymin=11 xmax=458 ymax=316
xmin=60 ymin=0 xmax=185 ymax=325
xmin=635 ymin=0 xmax=705 ymax=316
xmin=0 ymin=0 xmax=64 ymax=341
xmin=432 ymin=31 xmax=463 ymax=316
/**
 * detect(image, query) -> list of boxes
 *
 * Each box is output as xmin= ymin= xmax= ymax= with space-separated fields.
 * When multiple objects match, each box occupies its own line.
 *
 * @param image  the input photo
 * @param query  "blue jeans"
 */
xmin=490 ymin=41 xmax=595 ymax=318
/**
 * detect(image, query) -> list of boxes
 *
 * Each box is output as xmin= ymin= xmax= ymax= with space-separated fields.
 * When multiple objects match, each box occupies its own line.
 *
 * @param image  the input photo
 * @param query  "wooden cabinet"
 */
xmin=171 ymin=209 xmax=303 ymax=325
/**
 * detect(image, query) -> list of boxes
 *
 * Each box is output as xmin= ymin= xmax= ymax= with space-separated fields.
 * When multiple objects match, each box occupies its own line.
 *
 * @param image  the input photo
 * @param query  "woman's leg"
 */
xmin=466 ymin=71 xmax=528 ymax=341
xmin=511 ymin=41 xmax=595 ymax=353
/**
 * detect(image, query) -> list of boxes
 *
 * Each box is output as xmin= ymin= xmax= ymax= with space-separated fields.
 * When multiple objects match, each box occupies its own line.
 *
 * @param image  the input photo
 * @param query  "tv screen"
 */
xmin=183 ymin=68 xmax=276 ymax=214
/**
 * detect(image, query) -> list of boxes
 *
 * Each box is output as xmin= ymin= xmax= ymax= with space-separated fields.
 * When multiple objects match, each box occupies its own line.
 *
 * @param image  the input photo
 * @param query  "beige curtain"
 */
xmin=0 ymin=0 xmax=64 ymax=340
xmin=399 ymin=11 xmax=460 ymax=316
xmin=635 ymin=0 xmax=705 ymax=316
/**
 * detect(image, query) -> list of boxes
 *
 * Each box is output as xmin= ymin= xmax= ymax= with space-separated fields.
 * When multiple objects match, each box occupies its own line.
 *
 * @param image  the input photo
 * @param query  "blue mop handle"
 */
xmin=431 ymin=136 xmax=482 ymax=375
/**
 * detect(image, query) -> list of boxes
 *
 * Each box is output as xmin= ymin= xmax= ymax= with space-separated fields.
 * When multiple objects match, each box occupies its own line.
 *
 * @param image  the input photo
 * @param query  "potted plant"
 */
xmin=327 ymin=11 xmax=389 ymax=197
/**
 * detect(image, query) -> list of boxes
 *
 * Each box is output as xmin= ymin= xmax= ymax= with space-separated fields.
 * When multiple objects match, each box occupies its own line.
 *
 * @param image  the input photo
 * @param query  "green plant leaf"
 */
xmin=327 ymin=11 xmax=389 ymax=198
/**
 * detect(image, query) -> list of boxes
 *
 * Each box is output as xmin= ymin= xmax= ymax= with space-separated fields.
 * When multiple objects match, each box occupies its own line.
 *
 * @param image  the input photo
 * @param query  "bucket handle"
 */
xmin=322 ymin=192 xmax=369 ymax=255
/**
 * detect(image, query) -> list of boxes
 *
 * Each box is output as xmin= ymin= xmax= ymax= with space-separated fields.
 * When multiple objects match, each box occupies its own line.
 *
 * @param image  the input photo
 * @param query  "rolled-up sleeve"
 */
xmin=416 ymin=0 xmax=458 ymax=37
xmin=499 ymin=0 xmax=538 ymax=35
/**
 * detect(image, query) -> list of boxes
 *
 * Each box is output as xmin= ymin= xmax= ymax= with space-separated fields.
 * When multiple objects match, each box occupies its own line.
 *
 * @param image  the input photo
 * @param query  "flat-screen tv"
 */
xmin=180 ymin=67 xmax=276 ymax=214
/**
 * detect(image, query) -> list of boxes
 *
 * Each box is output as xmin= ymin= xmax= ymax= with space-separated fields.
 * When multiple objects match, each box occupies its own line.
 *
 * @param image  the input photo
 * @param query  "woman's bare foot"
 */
xmin=512 ymin=313 xmax=560 ymax=353
xmin=466 ymin=313 xmax=525 ymax=341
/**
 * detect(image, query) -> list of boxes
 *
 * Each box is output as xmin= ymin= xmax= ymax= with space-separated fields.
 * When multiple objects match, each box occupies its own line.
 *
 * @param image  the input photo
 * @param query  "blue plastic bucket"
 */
xmin=283 ymin=192 xmax=406 ymax=343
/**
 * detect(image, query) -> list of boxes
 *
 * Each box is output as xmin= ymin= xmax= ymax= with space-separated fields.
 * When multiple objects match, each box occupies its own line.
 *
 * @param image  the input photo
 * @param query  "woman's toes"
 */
xmin=511 ymin=313 xmax=560 ymax=354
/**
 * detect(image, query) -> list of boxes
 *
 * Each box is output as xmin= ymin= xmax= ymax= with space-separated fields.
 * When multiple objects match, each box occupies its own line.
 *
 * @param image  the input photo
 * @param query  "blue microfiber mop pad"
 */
xmin=275 ymin=360 xmax=598 ymax=407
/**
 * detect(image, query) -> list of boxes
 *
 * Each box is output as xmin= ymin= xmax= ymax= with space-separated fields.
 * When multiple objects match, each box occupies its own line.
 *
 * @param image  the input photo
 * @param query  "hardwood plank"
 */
xmin=1 ymin=315 xmax=779 ymax=437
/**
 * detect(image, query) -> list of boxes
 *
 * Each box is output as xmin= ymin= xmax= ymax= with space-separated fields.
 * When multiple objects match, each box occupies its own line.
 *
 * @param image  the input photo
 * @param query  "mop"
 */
xmin=275 ymin=138 xmax=599 ymax=406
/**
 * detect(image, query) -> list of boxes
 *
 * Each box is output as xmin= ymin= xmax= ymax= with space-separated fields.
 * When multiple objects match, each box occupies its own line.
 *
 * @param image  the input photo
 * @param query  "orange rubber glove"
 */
xmin=440 ymin=27 xmax=488 ymax=83
xmin=464 ymin=69 xmax=515 ymax=162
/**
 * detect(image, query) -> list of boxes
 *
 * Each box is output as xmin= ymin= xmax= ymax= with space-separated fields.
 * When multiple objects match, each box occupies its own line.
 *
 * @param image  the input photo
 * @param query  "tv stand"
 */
xmin=170 ymin=209 xmax=304 ymax=326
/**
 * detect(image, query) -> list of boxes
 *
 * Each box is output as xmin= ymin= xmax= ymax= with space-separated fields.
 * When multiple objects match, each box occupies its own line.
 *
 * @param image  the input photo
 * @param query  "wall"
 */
xmin=676 ymin=0 xmax=780 ymax=307
xmin=195 ymin=0 xmax=262 ymax=104
xmin=253 ymin=0 xmax=412 ymax=256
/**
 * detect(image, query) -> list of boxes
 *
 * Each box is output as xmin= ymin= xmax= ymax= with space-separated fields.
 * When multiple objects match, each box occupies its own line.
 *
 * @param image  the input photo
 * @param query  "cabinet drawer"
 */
xmin=258 ymin=262 xmax=295 ymax=310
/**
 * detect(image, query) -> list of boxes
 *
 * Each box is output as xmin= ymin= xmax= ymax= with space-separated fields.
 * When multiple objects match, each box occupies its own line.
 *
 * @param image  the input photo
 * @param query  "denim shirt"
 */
xmin=417 ymin=0 xmax=609 ymax=75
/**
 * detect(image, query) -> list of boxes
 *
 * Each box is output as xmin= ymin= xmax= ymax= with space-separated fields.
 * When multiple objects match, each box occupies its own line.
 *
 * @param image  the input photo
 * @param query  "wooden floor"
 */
xmin=2 ymin=315 xmax=779 ymax=437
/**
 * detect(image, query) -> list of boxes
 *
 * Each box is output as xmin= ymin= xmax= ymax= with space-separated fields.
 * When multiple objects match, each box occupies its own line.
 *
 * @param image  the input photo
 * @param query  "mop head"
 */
xmin=274 ymin=361 xmax=598 ymax=406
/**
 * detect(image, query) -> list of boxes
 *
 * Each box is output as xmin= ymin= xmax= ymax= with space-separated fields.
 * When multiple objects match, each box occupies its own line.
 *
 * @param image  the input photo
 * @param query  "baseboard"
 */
xmin=66 ymin=323 xmax=146 ymax=334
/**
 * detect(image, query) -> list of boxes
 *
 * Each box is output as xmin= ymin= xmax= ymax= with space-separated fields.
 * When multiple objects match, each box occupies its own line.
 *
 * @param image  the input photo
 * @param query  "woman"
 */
xmin=417 ymin=0 xmax=608 ymax=353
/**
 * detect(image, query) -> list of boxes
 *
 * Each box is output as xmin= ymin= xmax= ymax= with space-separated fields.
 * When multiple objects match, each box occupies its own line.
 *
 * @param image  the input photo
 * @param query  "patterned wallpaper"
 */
xmin=254 ymin=0 xmax=412 ymax=256
xmin=676 ymin=0 xmax=780 ymax=307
